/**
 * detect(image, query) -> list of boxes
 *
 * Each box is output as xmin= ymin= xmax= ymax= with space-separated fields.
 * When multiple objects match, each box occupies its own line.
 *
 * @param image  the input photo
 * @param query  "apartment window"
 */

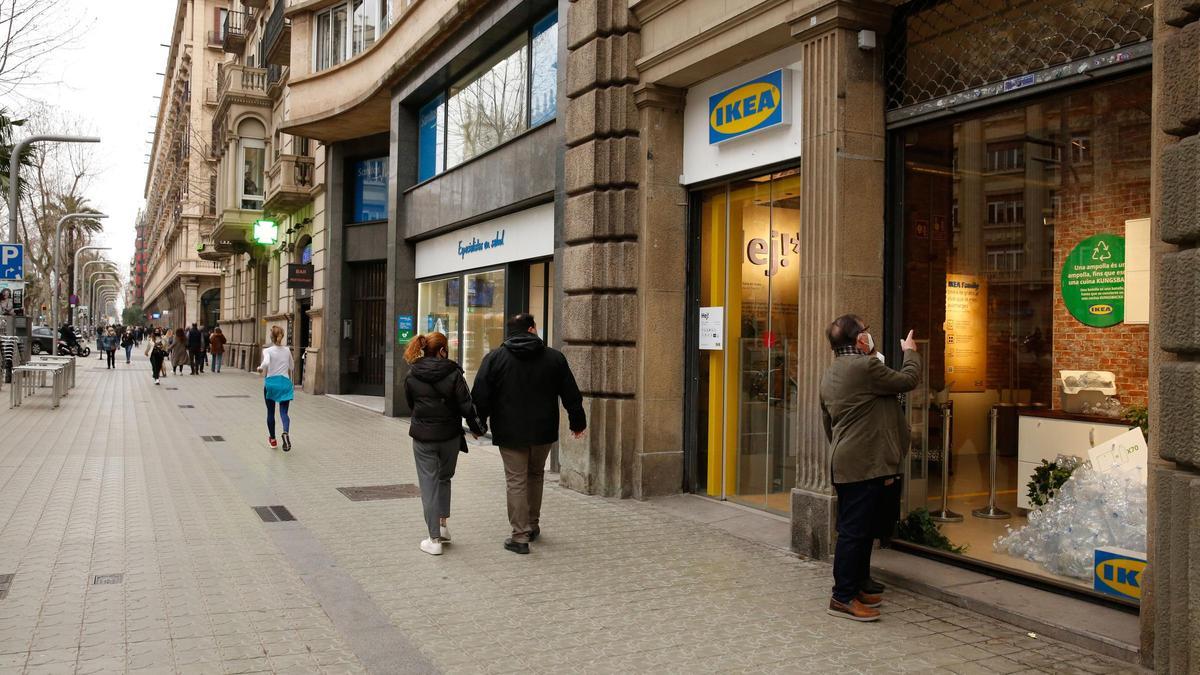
xmin=986 ymin=141 xmax=1024 ymax=172
xmin=351 ymin=157 xmax=387 ymax=222
xmin=987 ymin=247 xmax=1025 ymax=273
xmin=987 ymin=194 xmax=1024 ymax=224
xmin=314 ymin=0 xmax=392 ymax=71
xmin=240 ymin=138 xmax=266 ymax=210
xmin=417 ymin=11 xmax=558 ymax=181
xmin=1070 ymin=133 xmax=1092 ymax=164
xmin=215 ymin=8 xmax=228 ymax=41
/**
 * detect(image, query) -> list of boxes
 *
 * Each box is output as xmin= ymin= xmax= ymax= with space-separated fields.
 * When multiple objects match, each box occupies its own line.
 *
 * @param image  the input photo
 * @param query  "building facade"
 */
xmin=143 ymin=0 xmax=227 ymax=330
xmin=145 ymin=0 xmax=1191 ymax=667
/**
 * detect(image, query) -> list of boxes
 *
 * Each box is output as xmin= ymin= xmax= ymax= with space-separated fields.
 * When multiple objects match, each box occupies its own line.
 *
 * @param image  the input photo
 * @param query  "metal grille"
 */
xmin=886 ymin=0 xmax=1152 ymax=111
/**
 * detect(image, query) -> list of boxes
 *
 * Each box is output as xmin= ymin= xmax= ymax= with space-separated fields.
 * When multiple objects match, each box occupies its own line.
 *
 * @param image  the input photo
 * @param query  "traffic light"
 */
xmin=253 ymin=219 xmax=278 ymax=245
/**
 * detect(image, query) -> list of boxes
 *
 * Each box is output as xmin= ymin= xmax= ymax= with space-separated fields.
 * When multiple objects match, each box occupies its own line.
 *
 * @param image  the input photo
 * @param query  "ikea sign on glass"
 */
xmin=708 ymin=70 xmax=788 ymax=144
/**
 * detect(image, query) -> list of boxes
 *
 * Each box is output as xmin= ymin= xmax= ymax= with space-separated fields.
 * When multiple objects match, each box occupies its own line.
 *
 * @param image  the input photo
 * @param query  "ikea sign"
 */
xmin=1093 ymin=547 xmax=1146 ymax=602
xmin=708 ymin=70 xmax=788 ymax=144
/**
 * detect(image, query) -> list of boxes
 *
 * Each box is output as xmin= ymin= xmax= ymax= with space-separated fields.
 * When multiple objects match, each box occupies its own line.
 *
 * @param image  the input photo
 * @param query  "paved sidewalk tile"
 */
xmin=0 ymin=354 xmax=1143 ymax=674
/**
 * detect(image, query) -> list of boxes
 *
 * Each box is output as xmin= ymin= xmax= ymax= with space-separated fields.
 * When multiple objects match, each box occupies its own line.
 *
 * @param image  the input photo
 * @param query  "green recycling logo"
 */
xmin=1092 ymin=240 xmax=1113 ymax=262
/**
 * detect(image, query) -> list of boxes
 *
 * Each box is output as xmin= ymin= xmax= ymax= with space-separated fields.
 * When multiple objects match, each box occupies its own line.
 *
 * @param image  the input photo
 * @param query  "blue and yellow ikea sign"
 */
xmin=708 ymin=70 xmax=787 ymax=145
xmin=1093 ymin=547 xmax=1146 ymax=603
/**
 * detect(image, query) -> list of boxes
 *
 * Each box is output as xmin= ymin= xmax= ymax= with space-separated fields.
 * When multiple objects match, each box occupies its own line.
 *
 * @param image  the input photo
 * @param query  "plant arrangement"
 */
xmin=1125 ymin=404 xmax=1149 ymax=441
xmin=897 ymin=508 xmax=967 ymax=554
xmin=1026 ymin=459 xmax=1077 ymax=508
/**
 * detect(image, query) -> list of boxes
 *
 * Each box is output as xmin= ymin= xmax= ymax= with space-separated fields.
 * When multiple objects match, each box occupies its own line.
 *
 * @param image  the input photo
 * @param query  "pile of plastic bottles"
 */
xmin=1081 ymin=396 xmax=1125 ymax=418
xmin=994 ymin=462 xmax=1147 ymax=579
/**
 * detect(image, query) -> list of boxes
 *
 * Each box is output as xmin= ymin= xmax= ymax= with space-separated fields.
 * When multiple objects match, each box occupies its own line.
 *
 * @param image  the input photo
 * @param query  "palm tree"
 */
xmin=53 ymin=193 xmax=104 ymax=314
xmin=0 ymin=108 xmax=35 ymax=203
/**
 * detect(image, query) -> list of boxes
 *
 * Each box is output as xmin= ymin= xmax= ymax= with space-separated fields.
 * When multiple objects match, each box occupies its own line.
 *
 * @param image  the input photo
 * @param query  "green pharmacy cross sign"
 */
xmin=253 ymin=219 xmax=279 ymax=245
xmin=1061 ymin=233 xmax=1125 ymax=328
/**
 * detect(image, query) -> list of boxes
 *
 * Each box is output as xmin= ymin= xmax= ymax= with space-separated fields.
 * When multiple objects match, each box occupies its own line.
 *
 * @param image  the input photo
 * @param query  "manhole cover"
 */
xmin=337 ymin=484 xmax=422 ymax=501
xmin=92 ymin=574 xmax=123 ymax=585
xmin=178 ymin=405 xmax=194 ymax=409
xmin=253 ymin=505 xmax=297 ymax=522
xmin=200 ymin=435 xmax=225 ymax=442
xmin=215 ymin=395 xmax=250 ymax=399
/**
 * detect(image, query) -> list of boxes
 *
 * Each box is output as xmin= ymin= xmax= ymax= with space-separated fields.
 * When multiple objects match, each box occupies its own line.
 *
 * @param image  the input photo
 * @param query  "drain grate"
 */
xmin=178 ymin=405 xmax=194 ymax=409
xmin=0 ymin=573 xmax=12 ymax=600
xmin=215 ymin=395 xmax=250 ymax=399
xmin=337 ymin=484 xmax=422 ymax=501
xmin=164 ymin=387 xmax=178 ymax=391
xmin=253 ymin=505 xmax=297 ymax=522
xmin=200 ymin=435 xmax=225 ymax=442
xmin=92 ymin=574 xmax=123 ymax=585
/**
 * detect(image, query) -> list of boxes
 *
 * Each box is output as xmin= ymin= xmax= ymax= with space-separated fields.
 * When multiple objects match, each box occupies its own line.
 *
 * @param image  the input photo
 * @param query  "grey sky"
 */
xmin=7 ymin=0 xmax=179 ymax=310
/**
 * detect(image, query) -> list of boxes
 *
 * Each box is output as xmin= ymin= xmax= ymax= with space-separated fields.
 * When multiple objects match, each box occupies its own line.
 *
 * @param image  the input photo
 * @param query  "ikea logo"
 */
xmin=709 ymin=70 xmax=788 ymax=144
xmin=1089 ymin=304 xmax=1114 ymax=315
xmin=1093 ymin=548 xmax=1146 ymax=602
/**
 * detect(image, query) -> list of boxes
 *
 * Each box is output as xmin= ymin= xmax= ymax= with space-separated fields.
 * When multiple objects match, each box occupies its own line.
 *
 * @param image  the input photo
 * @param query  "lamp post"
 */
xmin=93 ymin=286 xmax=118 ymax=330
xmin=90 ymin=276 xmax=118 ymax=327
xmin=7 ymin=135 xmax=101 ymax=245
xmin=77 ymin=260 xmax=117 ymax=327
xmin=51 ymin=212 xmax=108 ymax=354
xmin=73 ymin=246 xmax=111 ymax=320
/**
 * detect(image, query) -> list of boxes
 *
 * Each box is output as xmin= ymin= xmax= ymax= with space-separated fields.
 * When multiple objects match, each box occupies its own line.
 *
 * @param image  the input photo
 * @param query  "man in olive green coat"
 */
xmin=820 ymin=315 xmax=922 ymax=622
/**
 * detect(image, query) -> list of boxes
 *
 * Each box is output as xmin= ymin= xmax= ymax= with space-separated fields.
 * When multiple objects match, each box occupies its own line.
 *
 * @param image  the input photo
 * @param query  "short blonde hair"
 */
xmin=270 ymin=325 xmax=285 ymax=345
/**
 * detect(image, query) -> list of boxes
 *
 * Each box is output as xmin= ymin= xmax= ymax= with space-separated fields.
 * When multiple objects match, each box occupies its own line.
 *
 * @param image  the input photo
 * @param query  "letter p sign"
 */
xmin=0 ymin=244 xmax=23 ymax=280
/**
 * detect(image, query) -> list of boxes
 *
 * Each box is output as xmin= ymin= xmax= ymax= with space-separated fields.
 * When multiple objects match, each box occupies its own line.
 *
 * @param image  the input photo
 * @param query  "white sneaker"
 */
xmin=420 ymin=538 xmax=443 ymax=556
xmin=439 ymin=525 xmax=451 ymax=543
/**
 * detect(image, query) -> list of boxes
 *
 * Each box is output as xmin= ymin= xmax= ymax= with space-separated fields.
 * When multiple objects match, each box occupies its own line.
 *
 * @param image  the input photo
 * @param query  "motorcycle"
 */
xmin=57 ymin=340 xmax=90 ymax=357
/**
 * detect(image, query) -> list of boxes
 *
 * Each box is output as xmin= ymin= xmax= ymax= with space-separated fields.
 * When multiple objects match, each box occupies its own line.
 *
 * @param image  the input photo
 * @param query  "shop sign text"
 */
xmin=746 ymin=231 xmax=799 ymax=277
xmin=709 ymin=70 xmax=787 ymax=144
xmin=458 ymin=230 xmax=506 ymax=260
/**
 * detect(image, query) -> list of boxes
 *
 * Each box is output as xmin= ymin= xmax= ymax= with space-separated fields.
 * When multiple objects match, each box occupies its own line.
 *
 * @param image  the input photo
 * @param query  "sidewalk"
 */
xmin=0 ymin=353 xmax=1140 ymax=674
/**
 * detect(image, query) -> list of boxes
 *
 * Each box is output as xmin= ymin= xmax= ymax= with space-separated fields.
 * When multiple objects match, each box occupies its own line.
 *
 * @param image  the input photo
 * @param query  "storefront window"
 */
xmin=461 ymin=269 xmax=506 ymax=384
xmin=695 ymin=169 xmax=801 ymax=513
xmin=417 ymin=277 xmax=461 ymax=362
xmin=417 ymin=11 xmax=558 ymax=181
xmin=351 ymin=157 xmax=387 ymax=222
xmin=895 ymin=74 xmax=1151 ymax=595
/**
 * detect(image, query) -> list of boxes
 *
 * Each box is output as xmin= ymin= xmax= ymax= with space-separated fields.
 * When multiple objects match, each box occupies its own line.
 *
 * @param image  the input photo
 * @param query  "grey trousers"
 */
xmin=413 ymin=437 xmax=461 ymax=541
xmin=499 ymin=444 xmax=553 ymax=544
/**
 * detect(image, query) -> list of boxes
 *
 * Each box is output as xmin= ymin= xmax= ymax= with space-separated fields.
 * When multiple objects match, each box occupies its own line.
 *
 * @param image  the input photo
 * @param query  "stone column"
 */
xmin=385 ymin=97 xmax=419 ymax=417
xmin=182 ymin=277 xmax=200 ymax=328
xmin=788 ymin=0 xmax=892 ymax=560
xmin=1150 ymin=3 xmax=1200 ymax=668
xmin=559 ymin=0 xmax=642 ymax=497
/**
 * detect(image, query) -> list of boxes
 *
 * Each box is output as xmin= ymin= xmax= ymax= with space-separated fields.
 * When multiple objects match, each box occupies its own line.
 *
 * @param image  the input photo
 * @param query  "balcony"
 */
xmin=216 ymin=63 xmax=270 ymax=115
xmin=197 ymin=235 xmax=252 ymax=262
xmin=264 ymin=154 xmax=316 ymax=212
xmin=266 ymin=64 xmax=287 ymax=99
xmin=265 ymin=0 xmax=291 ymax=66
xmin=243 ymin=0 xmax=266 ymax=8
xmin=222 ymin=10 xmax=249 ymax=53
xmin=212 ymin=206 xmax=264 ymax=247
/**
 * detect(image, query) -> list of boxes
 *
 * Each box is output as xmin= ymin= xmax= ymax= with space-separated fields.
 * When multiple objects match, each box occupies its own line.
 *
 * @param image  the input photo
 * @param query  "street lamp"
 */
xmin=51 ymin=212 xmax=108 ymax=354
xmin=93 ymin=284 xmax=118 ymax=328
xmin=78 ymin=261 xmax=117 ymax=326
xmin=7 ymin=135 xmax=101 ymax=244
xmin=90 ymin=275 xmax=118 ymax=325
xmin=73 ymin=246 xmax=111 ymax=316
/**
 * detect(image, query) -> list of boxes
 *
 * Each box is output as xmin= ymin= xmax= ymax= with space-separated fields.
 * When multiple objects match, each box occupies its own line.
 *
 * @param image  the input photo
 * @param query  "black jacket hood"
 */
xmin=502 ymin=332 xmax=545 ymax=359
xmin=409 ymin=356 xmax=461 ymax=383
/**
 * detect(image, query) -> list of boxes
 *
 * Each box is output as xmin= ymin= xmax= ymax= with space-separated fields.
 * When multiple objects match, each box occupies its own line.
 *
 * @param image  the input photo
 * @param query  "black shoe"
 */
xmin=529 ymin=527 xmax=541 ymax=542
xmin=504 ymin=538 xmax=530 ymax=555
xmin=281 ymin=432 xmax=291 ymax=452
xmin=862 ymin=577 xmax=886 ymax=595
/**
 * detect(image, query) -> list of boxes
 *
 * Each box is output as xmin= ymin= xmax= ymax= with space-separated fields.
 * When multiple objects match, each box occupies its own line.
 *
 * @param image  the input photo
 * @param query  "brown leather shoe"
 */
xmin=827 ymin=598 xmax=881 ymax=622
xmin=857 ymin=591 xmax=883 ymax=608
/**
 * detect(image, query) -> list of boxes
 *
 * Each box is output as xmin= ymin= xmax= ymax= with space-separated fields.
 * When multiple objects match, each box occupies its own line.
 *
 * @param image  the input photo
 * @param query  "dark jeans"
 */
xmin=189 ymin=350 xmax=202 ymax=374
xmin=265 ymin=395 xmax=290 ymax=439
xmin=123 ymin=345 xmax=133 ymax=363
xmin=105 ymin=350 xmax=116 ymax=369
xmin=832 ymin=478 xmax=886 ymax=604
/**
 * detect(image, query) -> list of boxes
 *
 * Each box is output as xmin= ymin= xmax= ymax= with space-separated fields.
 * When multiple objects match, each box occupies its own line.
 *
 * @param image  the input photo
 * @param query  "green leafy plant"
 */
xmin=1026 ymin=459 xmax=1076 ymax=508
xmin=897 ymin=508 xmax=967 ymax=554
xmin=1125 ymin=404 xmax=1149 ymax=440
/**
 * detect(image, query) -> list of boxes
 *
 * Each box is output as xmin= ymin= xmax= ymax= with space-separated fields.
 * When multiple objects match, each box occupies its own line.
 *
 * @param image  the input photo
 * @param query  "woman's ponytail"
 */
xmin=404 ymin=334 xmax=428 ymax=364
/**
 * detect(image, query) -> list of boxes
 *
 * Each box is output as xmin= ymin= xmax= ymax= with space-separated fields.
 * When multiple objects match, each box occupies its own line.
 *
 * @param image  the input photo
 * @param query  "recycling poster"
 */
xmin=1061 ymin=234 xmax=1125 ymax=328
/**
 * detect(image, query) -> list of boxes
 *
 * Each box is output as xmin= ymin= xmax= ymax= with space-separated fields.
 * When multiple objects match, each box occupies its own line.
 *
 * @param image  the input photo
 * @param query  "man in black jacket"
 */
xmin=186 ymin=323 xmax=203 ymax=375
xmin=472 ymin=313 xmax=586 ymax=554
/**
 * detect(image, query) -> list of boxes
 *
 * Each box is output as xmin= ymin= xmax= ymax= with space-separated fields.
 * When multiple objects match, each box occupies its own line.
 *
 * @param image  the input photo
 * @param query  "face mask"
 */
xmin=864 ymin=332 xmax=875 ymax=353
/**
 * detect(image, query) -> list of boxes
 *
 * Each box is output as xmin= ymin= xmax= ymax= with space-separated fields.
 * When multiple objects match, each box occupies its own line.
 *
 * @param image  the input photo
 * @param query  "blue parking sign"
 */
xmin=0 ymin=244 xmax=23 ymax=279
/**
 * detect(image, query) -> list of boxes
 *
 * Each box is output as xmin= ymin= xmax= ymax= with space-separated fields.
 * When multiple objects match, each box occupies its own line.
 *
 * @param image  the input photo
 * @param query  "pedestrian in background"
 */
xmin=472 ymin=313 xmax=586 ymax=555
xmin=199 ymin=325 xmax=211 ymax=373
xmin=170 ymin=328 xmax=189 ymax=375
xmin=101 ymin=327 xmax=119 ymax=369
xmin=186 ymin=323 xmax=203 ymax=375
xmin=404 ymin=332 xmax=485 ymax=556
xmin=121 ymin=329 xmax=134 ymax=365
xmin=819 ymin=315 xmax=921 ymax=622
xmin=257 ymin=325 xmax=295 ymax=451
xmin=209 ymin=327 xmax=226 ymax=373
xmin=147 ymin=337 xmax=166 ymax=385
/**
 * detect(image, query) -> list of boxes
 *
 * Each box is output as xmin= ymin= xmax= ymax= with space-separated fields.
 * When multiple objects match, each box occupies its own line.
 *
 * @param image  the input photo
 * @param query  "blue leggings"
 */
xmin=265 ymin=396 xmax=291 ymax=438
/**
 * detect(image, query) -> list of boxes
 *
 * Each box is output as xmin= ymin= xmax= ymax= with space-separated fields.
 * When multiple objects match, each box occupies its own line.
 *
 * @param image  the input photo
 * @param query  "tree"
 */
xmin=0 ymin=107 xmax=33 ymax=202
xmin=122 ymin=305 xmax=143 ymax=327
xmin=0 ymin=0 xmax=79 ymax=99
